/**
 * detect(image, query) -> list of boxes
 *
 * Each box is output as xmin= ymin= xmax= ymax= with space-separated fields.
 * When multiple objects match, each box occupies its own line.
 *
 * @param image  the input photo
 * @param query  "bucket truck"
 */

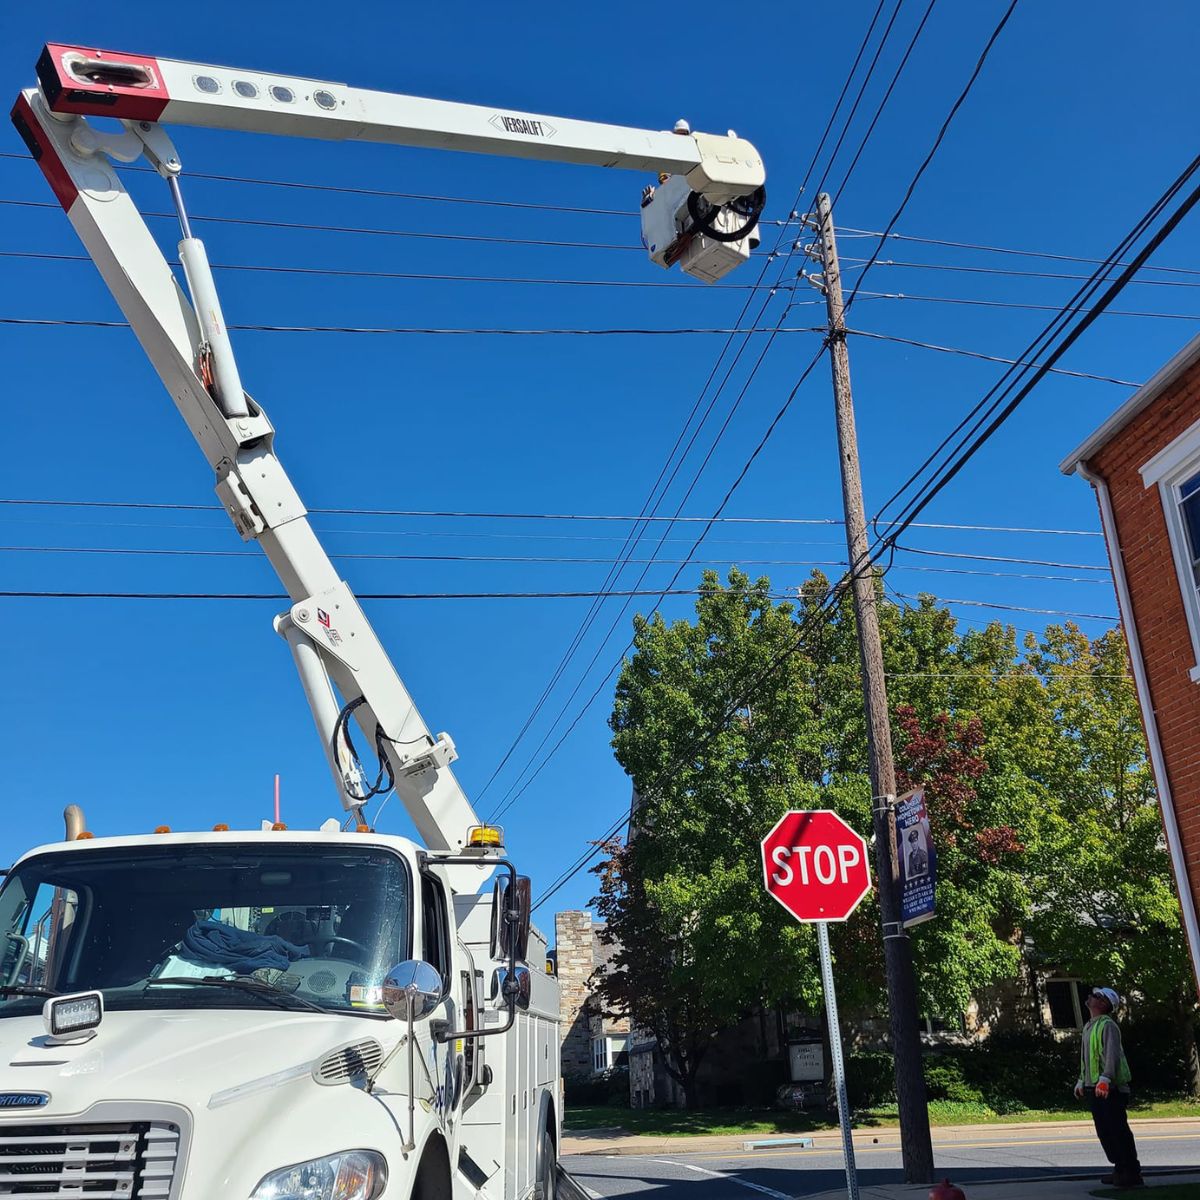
xmin=1 ymin=44 xmax=765 ymax=1200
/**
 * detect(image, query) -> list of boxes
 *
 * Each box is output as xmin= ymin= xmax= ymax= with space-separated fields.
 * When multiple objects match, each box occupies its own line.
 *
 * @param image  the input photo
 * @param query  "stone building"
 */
xmin=553 ymin=910 xmax=629 ymax=1080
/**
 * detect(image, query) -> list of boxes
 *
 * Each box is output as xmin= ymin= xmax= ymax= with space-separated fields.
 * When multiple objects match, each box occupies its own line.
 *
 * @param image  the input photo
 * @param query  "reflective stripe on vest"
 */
xmin=1088 ymin=1015 xmax=1132 ymax=1087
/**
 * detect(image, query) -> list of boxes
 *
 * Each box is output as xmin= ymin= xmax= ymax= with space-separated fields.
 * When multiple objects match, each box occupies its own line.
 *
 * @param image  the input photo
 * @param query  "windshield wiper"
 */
xmin=145 ymin=975 xmax=330 ymax=1014
xmin=0 ymin=984 xmax=59 ymax=998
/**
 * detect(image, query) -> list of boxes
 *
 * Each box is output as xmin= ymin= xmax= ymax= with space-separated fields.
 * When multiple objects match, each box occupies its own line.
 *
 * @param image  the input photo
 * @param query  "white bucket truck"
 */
xmin=2 ymin=44 xmax=764 ymax=1200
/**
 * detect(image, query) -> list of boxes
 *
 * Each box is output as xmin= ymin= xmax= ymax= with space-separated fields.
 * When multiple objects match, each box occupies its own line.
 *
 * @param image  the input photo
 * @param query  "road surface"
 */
xmin=564 ymin=1120 xmax=1200 ymax=1198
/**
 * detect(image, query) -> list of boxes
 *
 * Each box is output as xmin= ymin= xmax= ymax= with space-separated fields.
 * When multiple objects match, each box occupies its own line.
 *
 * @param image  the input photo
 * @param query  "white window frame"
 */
xmin=592 ymin=1037 xmax=609 ymax=1073
xmin=1142 ymin=421 xmax=1200 ymax=684
xmin=1045 ymin=977 xmax=1086 ymax=1030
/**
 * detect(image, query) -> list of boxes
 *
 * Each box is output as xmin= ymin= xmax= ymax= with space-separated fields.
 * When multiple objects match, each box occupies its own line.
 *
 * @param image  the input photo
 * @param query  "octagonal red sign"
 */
xmin=761 ymin=809 xmax=872 ymax=923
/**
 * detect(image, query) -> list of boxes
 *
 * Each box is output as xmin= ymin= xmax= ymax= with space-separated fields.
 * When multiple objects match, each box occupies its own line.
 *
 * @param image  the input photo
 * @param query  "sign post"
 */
xmin=762 ymin=810 xmax=871 ymax=1200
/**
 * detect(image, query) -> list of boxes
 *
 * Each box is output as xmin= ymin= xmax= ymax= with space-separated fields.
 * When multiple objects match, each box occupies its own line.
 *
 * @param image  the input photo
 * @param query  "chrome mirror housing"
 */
xmin=492 ymin=965 xmax=532 ymax=1011
xmin=382 ymin=960 xmax=443 ymax=1022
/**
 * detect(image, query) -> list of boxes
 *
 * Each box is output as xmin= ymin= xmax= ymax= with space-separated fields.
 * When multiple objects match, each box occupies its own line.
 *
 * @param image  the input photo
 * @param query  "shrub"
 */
xmin=565 ymin=1066 xmax=629 ymax=1106
xmin=923 ymin=1056 xmax=984 ymax=1105
xmin=846 ymin=1051 xmax=894 ymax=1108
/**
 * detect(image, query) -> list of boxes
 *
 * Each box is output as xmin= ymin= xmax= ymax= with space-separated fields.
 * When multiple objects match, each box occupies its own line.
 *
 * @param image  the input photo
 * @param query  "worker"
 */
xmin=1074 ymin=986 xmax=1142 ymax=1188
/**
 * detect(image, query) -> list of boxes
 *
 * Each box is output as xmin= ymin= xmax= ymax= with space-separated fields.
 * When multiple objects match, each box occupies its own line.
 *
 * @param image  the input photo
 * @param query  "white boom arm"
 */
xmin=12 ymin=44 xmax=765 ymax=882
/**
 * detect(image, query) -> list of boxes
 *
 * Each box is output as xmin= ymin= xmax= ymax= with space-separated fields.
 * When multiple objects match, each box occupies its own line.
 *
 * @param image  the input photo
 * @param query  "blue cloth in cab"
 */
xmin=180 ymin=919 xmax=310 ymax=974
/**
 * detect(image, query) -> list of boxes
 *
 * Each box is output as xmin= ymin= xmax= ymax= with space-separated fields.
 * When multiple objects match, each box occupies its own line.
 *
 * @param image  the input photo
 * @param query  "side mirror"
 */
xmin=382 ymin=960 xmax=443 ymax=1022
xmin=491 ymin=965 xmax=531 ymax=1011
xmin=489 ymin=875 xmax=532 ymax=963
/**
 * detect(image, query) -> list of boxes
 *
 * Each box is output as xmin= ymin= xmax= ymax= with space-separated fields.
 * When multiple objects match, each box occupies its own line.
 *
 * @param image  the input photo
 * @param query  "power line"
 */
xmin=886 ymin=671 xmax=1131 ymax=680
xmin=0 ymin=587 xmax=801 ymax=601
xmin=844 ymin=0 xmax=1020 ymax=310
xmin=0 ymin=316 xmax=826 ymax=337
xmin=838 ymin=224 xmax=1200 ymax=278
xmin=0 ymin=248 xmax=783 ymax=292
xmin=475 ymin=0 xmax=906 ymax=814
xmin=0 ymin=497 xmax=1105 ymax=535
xmin=847 ymin=328 xmax=1143 ymax=385
xmin=855 ymin=288 xmax=1200 ymax=321
xmin=0 ymin=542 xmax=1109 ymax=583
xmin=847 ymin=256 xmax=1200 ymax=289
xmin=874 ymin=149 xmax=1200 ymax=544
xmin=828 ymin=0 xmax=940 ymax=204
xmin=807 ymin=0 xmax=911 ymax=201
xmin=0 ymin=148 xmax=790 ymax=226
xmin=894 ymin=544 xmax=1110 ymax=572
xmin=0 ymin=197 xmax=640 ymax=252
xmin=488 ymin=348 xmax=827 ymax=825
xmin=889 ymin=591 xmax=1117 ymax=621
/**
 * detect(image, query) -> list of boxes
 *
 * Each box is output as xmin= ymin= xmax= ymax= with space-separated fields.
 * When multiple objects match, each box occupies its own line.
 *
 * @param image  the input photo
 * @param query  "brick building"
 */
xmin=1061 ymin=330 xmax=1200 ymax=994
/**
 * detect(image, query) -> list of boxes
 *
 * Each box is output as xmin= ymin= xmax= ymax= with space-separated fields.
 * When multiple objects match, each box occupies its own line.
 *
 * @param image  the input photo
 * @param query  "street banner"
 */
xmin=895 ymin=787 xmax=936 ymax=928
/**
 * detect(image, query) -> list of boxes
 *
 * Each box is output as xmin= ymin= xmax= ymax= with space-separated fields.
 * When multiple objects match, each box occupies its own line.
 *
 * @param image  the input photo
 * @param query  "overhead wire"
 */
xmin=473 ymin=1 xmax=909 ymax=813
xmin=0 ymin=197 xmax=640 ymax=252
xmin=0 ymin=316 xmax=826 ymax=336
xmin=0 ymin=542 xmax=1110 ymax=583
xmin=854 ymin=288 xmax=1200 ymax=321
xmin=0 ymin=497 xmax=1105 ymax=535
xmin=872 ymin=149 xmax=1200 ymax=542
xmin=827 ymin=0 xmax=940 ymax=205
xmin=846 ymin=328 xmax=1143 ymax=385
xmin=488 ymin=0 xmax=947 ymax=825
xmin=843 ymin=0 xmax=1020 ymax=311
xmin=845 ymin=255 xmax=1200 ymax=289
xmin=837 ymin=223 xmax=1200 ymax=278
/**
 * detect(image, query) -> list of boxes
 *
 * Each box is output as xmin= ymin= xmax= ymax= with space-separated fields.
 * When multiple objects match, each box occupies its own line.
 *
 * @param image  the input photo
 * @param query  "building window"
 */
xmin=1046 ymin=979 xmax=1088 ymax=1029
xmin=918 ymin=1014 xmax=962 ymax=1036
xmin=1141 ymin=427 xmax=1200 ymax=681
xmin=591 ymin=1034 xmax=629 ymax=1073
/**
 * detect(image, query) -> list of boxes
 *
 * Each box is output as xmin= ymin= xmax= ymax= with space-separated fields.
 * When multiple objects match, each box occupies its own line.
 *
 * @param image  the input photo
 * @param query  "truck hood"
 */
xmin=0 ymin=1007 xmax=426 ymax=1197
xmin=0 ymin=1006 xmax=401 ymax=1114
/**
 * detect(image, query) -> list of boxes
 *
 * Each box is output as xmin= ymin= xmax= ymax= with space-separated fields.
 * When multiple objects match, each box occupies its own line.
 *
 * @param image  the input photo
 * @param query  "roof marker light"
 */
xmin=467 ymin=824 xmax=504 ymax=849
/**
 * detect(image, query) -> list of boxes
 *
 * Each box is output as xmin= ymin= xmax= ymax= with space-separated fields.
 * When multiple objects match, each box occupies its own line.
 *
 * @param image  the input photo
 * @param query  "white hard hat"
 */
xmin=1093 ymin=987 xmax=1122 ymax=1010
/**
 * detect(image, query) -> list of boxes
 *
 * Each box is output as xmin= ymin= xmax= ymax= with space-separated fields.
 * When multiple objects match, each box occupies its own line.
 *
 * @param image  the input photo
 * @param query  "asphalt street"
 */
xmin=564 ymin=1121 xmax=1200 ymax=1198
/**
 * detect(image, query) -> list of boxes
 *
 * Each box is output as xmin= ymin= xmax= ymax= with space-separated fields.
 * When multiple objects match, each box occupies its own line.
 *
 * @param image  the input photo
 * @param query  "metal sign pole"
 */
xmin=817 ymin=920 xmax=860 ymax=1200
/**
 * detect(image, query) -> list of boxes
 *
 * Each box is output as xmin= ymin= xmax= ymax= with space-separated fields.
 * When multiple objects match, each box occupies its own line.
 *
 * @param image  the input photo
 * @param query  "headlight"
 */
xmin=251 ymin=1150 xmax=387 ymax=1200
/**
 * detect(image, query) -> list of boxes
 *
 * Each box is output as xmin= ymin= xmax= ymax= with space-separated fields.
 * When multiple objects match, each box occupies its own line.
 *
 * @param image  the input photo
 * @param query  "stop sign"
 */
xmin=761 ymin=810 xmax=872 ymax=922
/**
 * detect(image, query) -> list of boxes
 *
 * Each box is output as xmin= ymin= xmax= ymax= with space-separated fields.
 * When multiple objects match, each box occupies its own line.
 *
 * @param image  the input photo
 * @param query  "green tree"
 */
xmin=594 ymin=569 xmax=1196 ymax=1103
xmin=1022 ymin=624 xmax=1198 ymax=1090
xmin=591 ymin=569 xmax=826 ymax=1105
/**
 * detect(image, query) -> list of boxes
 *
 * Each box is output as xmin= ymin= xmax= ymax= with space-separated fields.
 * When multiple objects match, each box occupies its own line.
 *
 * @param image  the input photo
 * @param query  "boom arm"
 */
xmin=11 ymin=45 xmax=765 ymax=884
xmin=33 ymin=44 xmax=763 ymax=202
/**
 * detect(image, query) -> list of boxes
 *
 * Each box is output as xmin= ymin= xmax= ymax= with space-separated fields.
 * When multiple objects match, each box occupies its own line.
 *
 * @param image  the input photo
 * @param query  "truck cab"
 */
xmin=0 ymin=828 xmax=558 ymax=1200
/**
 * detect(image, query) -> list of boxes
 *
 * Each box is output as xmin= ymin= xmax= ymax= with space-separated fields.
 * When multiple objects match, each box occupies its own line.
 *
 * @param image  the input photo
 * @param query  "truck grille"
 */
xmin=0 ymin=1120 xmax=181 ymax=1197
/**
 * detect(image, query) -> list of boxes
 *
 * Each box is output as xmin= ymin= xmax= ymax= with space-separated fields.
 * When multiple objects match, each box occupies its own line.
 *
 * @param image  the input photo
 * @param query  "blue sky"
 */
xmin=3 ymin=2 xmax=1199 ymax=924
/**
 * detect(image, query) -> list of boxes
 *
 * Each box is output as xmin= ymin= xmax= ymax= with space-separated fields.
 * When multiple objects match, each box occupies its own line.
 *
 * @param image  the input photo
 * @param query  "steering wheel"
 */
xmin=323 ymin=935 xmax=370 ymax=962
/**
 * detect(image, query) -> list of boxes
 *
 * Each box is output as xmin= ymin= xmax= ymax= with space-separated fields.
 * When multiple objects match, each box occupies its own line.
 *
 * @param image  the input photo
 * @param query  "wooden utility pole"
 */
xmin=812 ymin=191 xmax=934 ymax=1185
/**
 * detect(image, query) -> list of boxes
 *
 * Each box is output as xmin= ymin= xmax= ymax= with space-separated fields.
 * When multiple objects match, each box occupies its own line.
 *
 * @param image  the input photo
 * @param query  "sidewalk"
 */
xmin=563 ymin=1115 xmax=1200 ymax=1158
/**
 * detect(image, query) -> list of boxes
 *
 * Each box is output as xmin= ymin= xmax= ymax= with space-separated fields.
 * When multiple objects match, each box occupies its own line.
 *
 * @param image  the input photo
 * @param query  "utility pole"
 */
xmin=811 ymin=191 xmax=934 ymax=1185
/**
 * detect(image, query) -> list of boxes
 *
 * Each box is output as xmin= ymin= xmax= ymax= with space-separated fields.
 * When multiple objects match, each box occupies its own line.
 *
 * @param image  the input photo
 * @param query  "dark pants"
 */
xmin=1089 ymin=1089 xmax=1141 ymax=1177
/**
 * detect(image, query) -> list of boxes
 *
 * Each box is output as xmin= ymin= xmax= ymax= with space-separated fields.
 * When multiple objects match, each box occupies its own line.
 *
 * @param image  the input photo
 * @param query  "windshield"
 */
xmin=0 ymin=843 xmax=410 ymax=1018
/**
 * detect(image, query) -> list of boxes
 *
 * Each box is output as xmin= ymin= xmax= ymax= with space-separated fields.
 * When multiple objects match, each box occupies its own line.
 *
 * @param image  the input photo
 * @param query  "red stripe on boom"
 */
xmin=36 ymin=44 xmax=168 ymax=122
xmin=9 ymin=94 xmax=78 ymax=211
